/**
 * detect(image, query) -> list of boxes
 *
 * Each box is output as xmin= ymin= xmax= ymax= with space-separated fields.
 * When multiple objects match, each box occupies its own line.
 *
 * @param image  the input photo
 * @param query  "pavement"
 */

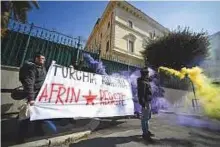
xmin=69 ymin=113 xmax=220 ymax=147
xmin=2 ymin=112 xmax=220 ymax=147
xmin=1 ymin=118 xmax=100 ymax=147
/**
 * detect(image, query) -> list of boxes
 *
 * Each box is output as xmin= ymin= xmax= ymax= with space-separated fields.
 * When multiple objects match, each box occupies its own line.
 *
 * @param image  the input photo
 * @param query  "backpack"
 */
xmin=11 ymin=86 xmax=27 ymax=100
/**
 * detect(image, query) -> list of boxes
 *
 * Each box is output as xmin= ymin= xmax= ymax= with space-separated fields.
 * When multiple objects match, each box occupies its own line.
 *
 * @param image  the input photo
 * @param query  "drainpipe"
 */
xmin=109 ymin=11 xmax=113 ymax=59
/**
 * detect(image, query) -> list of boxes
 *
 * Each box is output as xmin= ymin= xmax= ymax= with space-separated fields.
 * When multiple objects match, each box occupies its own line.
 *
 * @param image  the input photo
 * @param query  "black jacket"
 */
xmin=137 ymin=77 xmax=152 ymax=107
xmin=19 ymin=61 xmax=47 ymax=101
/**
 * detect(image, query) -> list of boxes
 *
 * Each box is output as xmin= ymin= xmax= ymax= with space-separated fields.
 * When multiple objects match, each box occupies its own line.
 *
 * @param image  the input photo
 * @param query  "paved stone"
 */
xmin=69 ymin=113 xmax=220 ymax=147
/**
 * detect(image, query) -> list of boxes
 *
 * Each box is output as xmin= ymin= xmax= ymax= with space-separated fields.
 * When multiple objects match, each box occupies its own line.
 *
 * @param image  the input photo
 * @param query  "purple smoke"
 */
xmin=83 ymin=53 xmax=170 ymax=114
xmin=157 ymin=113 xmax=220 ymax=131
xmin=112 ymin=69 xmax=170 ymax=114
xmin=176 ymin=115 xmax=220 ymax=131
xmin=151 ymin=97 xmax=170 ymax=112
xmin=83 ymin=53 xmax=107 ymax=75
xmin=127 ymin=69 xmax=169 ymax=114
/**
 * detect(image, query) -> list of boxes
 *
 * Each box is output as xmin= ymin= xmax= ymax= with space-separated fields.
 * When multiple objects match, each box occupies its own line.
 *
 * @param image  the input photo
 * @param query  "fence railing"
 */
xmin=1 ymin=18 xmax=142 ymax=73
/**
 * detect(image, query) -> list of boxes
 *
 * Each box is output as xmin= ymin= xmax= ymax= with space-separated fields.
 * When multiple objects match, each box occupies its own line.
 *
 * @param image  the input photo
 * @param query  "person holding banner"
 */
xmin=17 ymin=52 xmax=47 ymax=143
xmin=137 ymin=67 xmax=154 ymax=142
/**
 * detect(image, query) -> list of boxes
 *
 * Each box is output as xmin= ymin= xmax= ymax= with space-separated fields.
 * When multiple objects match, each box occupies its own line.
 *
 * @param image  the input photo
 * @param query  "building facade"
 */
xmin=85 ymin=1 xmax=169 ymax=67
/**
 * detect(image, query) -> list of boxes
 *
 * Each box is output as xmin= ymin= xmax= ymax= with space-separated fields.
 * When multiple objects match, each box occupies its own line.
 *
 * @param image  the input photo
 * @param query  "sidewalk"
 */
xmin=1 ymin=116 xmax=100 ymax=147
xmin=2 ymin=111 xmax=219 ymax=147
xmin=69 ymin=114 xmax=220 ymax=147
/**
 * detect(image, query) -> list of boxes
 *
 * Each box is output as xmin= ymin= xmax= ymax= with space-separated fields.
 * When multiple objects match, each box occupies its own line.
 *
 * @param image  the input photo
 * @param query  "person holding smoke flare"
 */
xmin=137 ymin=67 xmax=154 ymax=142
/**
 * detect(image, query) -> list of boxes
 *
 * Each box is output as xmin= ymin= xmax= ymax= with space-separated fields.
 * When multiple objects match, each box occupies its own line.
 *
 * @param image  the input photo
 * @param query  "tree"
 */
xmin=142 ymin=31 xmax=158 ymax=50
xmin=142 ymin=27 xmax=210 ymax=70
xmin=1 ymin=1 xmax=39 ymax=37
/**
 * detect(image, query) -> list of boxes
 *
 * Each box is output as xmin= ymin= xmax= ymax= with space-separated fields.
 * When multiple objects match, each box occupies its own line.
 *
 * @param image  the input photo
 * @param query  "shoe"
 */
xmin=142 ymin=134 xmax=154 ymax=143
xmin=148 ymin=131 xmax=155 ymax=137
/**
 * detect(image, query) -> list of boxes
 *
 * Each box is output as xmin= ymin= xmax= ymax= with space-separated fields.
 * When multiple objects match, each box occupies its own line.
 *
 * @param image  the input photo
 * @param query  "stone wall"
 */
xmin=1 ymin=66 xmax=22 ymax=115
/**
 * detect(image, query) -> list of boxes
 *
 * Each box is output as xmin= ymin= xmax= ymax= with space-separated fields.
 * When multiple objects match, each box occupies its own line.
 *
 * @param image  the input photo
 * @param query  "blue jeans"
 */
xmin=141 ymin=103 xmax=151 ymax=135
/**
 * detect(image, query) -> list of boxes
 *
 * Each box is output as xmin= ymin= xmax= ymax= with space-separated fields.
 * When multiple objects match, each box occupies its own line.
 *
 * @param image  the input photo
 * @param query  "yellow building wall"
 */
xmin=86 ymin=1 xmax=168 ymax=67
xmin=114 ymin=24 xmax=144 ymax=57
xmin=100 ymin=14 xmax=112 ymax=54
xmin=87 ymin=11 xmax=113 ymax=54
xmin=112 ymin=6 xmax=167 ymax=66
xmin=115 ymin=7 xmax=166 ymax=38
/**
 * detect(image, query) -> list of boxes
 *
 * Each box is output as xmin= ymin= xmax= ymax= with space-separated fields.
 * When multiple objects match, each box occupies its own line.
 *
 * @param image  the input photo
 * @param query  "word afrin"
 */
xmin=38 ymin=83 xmax=81 ymax=105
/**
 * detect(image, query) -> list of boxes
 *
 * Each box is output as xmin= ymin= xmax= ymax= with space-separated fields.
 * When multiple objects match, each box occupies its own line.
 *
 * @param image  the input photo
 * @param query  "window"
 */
xmin=128 ymin=20 xmax=133 ymax=28
xmin=128 ymin=40 xmax=134 ymax=53
xmin=100 ymin=33 xmax=102 ymax=38
xmin=106 ymin=41 xmax=110 ymax=52
xmin=108 ymin=22 xmax=110 ymax=29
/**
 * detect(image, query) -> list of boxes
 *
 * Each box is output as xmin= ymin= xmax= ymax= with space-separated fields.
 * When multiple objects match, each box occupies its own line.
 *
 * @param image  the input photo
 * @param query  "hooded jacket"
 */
xmin=19 ymin=61 xmax=46 ymax=101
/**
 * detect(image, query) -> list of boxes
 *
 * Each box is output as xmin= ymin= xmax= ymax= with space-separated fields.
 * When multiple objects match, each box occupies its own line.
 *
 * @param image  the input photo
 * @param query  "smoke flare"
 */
xmin=159 ymin=66 xmax=220 ymax=120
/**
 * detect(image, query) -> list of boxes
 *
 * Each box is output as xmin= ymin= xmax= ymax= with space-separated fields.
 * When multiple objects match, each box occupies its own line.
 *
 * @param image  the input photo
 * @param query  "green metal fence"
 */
xmin=1 ymin=18 xmax=140 ymax=74
xmin=1 ymin=18 xmax=83 ymax=68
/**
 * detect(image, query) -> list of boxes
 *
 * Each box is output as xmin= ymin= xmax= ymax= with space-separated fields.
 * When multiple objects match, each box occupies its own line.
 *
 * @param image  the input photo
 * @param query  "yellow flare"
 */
xmin=159 ymin=66 xmax=220 ymax=120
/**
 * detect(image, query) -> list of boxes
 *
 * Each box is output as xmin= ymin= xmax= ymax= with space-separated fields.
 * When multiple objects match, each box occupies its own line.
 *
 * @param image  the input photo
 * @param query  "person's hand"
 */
xmin=29 ymin=100 xmax=35 ymax=106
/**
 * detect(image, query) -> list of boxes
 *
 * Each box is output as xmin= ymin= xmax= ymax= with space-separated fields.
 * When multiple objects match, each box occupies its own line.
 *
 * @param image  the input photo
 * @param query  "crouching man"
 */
xmin=17 ymin=52 xmax=47 ymax=143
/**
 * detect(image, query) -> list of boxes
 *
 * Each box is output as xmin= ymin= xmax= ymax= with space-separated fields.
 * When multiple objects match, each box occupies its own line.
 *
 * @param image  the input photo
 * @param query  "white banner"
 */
xmin=30 ymin=62 xmax=134 ymax=121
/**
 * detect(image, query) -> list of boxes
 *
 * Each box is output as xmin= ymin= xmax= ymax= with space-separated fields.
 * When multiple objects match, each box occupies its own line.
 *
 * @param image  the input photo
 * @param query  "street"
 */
xmin=69 ymin=113 xmax=220 ymax=147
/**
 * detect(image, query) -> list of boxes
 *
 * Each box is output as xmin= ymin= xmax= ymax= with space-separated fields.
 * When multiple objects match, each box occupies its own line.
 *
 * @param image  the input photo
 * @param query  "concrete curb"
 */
xmin=10 ymin=130 xmax=91 ymax=147
xmin=9 ymin=119 xmax=100 ymax=147
xmin=48 ymin=131 xmax=90 ymax=146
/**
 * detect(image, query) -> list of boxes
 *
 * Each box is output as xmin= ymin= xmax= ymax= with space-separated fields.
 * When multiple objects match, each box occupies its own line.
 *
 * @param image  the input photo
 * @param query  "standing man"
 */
xmin=17 ymin=52 xmax=47 ymax=143
xmin=137 ymin=67 xmax=154 ymax=142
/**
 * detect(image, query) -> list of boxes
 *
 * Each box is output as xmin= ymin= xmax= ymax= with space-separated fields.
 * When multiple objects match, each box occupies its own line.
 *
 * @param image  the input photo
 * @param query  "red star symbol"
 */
xmin=82 ymin=90 xmax=97 ymax=105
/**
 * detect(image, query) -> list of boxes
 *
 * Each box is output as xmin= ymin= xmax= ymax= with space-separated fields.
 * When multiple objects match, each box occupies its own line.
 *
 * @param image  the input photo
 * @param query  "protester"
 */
xmin=137 ymin=67 xmax=154 ymax=142
xmin=17 ymin=52 xmax=47 ymax=143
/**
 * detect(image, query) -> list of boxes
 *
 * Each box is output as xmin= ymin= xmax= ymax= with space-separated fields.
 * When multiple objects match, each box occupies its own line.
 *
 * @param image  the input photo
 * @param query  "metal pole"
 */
xmin=75 ymin=36 xmax=81 ymax=66
xmin=127 ymin=49 xmax=130 ymax=72
xmin=98 ymin=48 xmax=101 ymax=62
xmin=75 ymin=49 xmax=79 ymax=67
xmin=191 ymin=80 xmax=199 ymax=111
xmin=186 ymin=75 xmax=199 ymax=111
xmin=20 ymin=23 xmax=34 ymax=67
xmin=77 ymin=36 xmax=80 ymax=49
xmin=127 ymin=62 xmax=130 ymax=71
